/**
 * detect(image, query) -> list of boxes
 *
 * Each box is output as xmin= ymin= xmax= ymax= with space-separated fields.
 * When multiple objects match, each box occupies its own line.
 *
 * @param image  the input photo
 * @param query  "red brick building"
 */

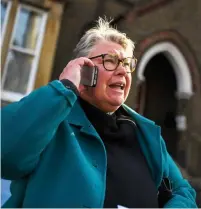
xmin=1 ymin=0 xmax=201 ymax=205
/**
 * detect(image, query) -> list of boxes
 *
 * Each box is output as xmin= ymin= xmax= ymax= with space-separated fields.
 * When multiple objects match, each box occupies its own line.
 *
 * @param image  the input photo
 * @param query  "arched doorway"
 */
xmin=143 ymin=53 xmax=177 ymax=158
xmin=136 ymin=41 xmax=194 ymax=164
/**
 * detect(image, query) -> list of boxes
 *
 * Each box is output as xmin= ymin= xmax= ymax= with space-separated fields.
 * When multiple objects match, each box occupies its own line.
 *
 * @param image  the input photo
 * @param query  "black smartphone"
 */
xmin=80 ymin=65 xmax=98 ymax=87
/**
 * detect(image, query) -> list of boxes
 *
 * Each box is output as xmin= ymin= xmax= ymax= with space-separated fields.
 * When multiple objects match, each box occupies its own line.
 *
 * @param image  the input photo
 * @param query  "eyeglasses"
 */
xmin=89 ymin=53 xmax=137 ymax=73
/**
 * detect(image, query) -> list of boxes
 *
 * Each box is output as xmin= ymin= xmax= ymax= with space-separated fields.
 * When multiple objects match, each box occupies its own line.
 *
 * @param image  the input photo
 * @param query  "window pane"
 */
xmin=12 ymin=7 xmax=42 ymax=50
xmin=3 ymin=50 xmax=34 ymax=94
xmin=1 ymin=1 xmax=8 ymax=32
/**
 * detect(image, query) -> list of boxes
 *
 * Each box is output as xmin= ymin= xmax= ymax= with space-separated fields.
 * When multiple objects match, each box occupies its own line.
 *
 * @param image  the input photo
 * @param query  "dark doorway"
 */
xmin=143 ymin=53 xmax=178 ymax=158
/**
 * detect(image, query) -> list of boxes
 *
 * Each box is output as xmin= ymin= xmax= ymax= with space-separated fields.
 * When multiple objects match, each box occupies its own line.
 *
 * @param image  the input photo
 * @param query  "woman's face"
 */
xmin=80 ymin=40 xmax=133 ymax=113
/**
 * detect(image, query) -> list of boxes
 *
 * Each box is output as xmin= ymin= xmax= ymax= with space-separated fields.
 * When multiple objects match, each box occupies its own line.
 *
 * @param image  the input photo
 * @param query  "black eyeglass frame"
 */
xmin=89 ymin=53 xmax=137 ymax=73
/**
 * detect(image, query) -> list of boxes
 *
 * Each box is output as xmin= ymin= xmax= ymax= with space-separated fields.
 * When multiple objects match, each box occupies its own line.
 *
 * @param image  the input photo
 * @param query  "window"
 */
xmin=1 ymin=0 xmax=12 ymax=42
xmin=1 ymin=4 xmax=48 ymax=102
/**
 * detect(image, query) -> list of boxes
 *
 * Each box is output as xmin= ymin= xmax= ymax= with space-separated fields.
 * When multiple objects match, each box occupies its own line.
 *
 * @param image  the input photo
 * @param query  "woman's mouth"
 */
xmin=109 ymin=83 xmax=125 ymax=90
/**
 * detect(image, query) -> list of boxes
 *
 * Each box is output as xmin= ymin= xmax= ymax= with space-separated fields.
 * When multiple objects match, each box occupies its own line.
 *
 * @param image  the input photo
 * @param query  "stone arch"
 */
xmin=135 ymin=30 xmax=200 ymax=96
xmin=134 ymin=30 xmax=201 ymax=118
xmin=137 ymin=42 xmax=193 ymax=99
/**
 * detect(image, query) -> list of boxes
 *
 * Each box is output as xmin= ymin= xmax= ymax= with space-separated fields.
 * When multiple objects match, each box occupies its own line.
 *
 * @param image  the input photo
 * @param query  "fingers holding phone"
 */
xmin=59 ymin=57 xmax=94 ymax=89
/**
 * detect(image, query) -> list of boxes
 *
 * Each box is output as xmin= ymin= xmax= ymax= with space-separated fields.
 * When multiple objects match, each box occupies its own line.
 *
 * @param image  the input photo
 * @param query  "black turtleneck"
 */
xmin=79 ymin=98 xmax=158 ymax=208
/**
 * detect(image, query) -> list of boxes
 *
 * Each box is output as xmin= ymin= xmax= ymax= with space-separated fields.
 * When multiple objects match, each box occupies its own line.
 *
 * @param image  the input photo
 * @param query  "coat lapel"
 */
xmin=67 ymin=100 xmax=103 ymax=143
xmin=123 ymin=104 xmax=163 ymax=187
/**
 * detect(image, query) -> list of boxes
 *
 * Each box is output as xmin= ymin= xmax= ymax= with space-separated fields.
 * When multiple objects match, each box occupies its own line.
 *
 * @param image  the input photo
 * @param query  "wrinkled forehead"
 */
xmin=88 ymin=40 xmax=133 ymax=58
xmin=109 ymin=48 xmax=133 ymax=58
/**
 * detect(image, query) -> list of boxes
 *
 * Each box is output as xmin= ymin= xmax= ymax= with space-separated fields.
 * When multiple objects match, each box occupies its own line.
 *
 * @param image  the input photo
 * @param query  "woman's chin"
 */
xmin=108 ymin=96 xmax=125 ymax=107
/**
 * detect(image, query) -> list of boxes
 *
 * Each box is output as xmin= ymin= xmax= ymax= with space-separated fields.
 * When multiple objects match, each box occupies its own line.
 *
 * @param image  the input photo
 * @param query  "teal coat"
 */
xmin=1 ymin=80 xmax=197 ymax=208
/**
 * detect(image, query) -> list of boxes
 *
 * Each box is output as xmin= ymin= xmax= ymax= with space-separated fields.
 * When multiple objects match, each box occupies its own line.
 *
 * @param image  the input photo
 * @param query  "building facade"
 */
xmin=1 ymin=0 xmax=201 ymax=206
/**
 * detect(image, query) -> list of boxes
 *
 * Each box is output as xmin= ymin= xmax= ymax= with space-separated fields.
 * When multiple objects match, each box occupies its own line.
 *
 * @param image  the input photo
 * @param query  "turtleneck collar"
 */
xmin=78 ymin=97 xmax=119 ymax=131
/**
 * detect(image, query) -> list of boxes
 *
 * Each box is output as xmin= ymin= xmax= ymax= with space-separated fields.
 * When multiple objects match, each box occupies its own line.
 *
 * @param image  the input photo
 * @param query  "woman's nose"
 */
xmin=114 ymin=62 xmax=127 ymax=76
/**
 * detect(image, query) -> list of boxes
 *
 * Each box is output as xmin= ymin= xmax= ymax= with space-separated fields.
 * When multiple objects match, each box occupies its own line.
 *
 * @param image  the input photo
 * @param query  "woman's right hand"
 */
xmin=59 ymin=57 xmax=94 ymax=89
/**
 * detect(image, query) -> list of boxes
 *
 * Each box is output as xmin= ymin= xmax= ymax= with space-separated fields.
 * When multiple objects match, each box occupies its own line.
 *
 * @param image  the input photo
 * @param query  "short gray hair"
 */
xmin=73 ymin=17 xmax=135 ymax=58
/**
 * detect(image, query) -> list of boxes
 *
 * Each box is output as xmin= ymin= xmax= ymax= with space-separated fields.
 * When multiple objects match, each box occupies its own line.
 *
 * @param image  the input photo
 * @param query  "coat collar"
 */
xmin=67 ymin=100 xmax=163 ymax=187
xmin=67 ymin=100 xmax=102 ymax=142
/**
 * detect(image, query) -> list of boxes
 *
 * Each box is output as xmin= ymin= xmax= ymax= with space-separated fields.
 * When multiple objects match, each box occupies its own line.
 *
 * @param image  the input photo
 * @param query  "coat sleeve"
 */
xmin=1 ymin=80 xmax=77 ymax=180
xmin=160 ymin=138 xmax=197 ymax=208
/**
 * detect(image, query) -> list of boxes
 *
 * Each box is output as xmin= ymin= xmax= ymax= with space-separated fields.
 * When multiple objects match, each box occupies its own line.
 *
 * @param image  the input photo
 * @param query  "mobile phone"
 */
xmin=80 ymin=65 xmax=98 ymax=87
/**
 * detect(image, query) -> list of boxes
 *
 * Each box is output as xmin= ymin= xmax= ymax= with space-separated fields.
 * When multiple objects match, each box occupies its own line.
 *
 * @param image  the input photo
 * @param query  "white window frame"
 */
xmin=1 ymin=0 xmax=12 ymax=44
xmin=1 ymin=3 xmax=48 ymax=102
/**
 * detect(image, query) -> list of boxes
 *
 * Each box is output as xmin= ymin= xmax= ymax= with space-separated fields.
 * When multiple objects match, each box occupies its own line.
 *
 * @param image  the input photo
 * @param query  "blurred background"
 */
xmin=1 ymin=0 xmax=201 ymax=206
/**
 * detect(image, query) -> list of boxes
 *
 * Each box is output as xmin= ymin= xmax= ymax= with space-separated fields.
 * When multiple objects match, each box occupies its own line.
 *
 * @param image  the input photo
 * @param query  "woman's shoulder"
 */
xmin=121 ymin=104 xmax=155 ymax=125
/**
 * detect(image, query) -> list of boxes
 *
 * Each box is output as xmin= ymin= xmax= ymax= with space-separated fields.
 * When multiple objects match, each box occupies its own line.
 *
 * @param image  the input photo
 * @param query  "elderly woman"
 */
xmin=1 ymin=18 xmax=197 ymax=208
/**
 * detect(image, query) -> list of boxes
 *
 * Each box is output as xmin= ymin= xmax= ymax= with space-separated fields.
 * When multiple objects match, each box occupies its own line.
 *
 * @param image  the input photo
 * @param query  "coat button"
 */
xmin=93 ymin=163 xmax=98 ymax=168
